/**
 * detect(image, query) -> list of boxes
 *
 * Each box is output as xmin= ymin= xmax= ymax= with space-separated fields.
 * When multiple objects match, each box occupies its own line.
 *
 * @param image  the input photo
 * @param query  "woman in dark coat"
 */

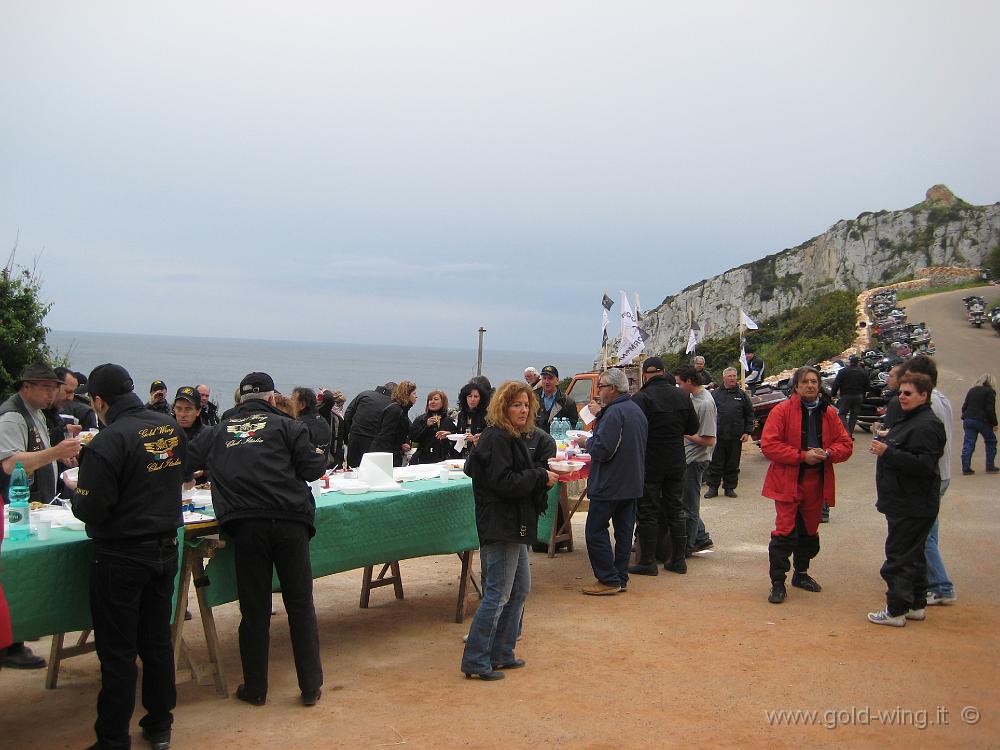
xmin=455 ymin=381 xmax=490 ymax=456
xmin=867 ymin=372 xmax=946 ymax=627
xmin=408 ymin=390 xmax=457 ymax=465
xmin=371 ymin=381 xmax=417 ymax=467
xmin=293 ymin=387 xmax=333 ymax=463
xmin=959 ymin=373 xmax=997 ymax=475
xmin=460 ymin=381 xmax=557 ymax=680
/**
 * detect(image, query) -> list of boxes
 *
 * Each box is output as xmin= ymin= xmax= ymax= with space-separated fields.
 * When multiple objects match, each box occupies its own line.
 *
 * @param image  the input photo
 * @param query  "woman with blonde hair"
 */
xmin=960 ymin=373 xmax=997 ymax=475
xmin=460 ymin=381 xmax=558 ymax=680
xmin=372 ymin=381 xmax=418 ymax=467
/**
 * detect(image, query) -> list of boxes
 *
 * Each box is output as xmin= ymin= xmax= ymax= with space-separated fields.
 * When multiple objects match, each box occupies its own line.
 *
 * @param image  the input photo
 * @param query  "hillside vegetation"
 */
xmin=654 ymin=291 xmax=857 ymax=377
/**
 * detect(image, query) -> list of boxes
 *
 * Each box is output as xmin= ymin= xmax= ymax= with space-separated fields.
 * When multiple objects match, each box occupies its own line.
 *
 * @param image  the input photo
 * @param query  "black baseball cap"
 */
xmin=88 ymin=364 xmax=135 ymax=399
xmin=150 ymin=379 xmax=167 ymax=393
xmin=174 ymin=386 xmax=200 ymax=408
xmin=642 ymin=356 xmax=665 ymax=374
xmin=240 ymin=372 xmax=275 ymax=395
xmin=540 ymin=365 xmax=559 ymax=378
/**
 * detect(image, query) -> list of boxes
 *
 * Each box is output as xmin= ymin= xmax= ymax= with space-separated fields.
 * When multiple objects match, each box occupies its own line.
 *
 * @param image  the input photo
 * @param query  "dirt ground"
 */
xmin=2 ymin=287 xmax=998 ymax=749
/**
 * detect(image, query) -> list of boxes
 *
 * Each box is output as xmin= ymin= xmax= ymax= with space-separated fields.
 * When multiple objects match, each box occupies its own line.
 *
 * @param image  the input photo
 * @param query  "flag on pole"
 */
xmin=740 ymin=309 xmax=759 ymax=330
xmin=618 ymin=291 xmax=646 ymax=362
xmin=685 ymin=328 xmax=698 ymax=354
xmin=601 ymin=293 xmax=613 ymax=346
xmin=739 ymin=346 xmax=749 ymax=372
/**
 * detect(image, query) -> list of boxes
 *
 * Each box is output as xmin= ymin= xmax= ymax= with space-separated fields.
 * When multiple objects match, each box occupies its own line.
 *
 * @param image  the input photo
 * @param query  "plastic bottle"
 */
xmin=8 ymin=461 xmax=31 ymax=542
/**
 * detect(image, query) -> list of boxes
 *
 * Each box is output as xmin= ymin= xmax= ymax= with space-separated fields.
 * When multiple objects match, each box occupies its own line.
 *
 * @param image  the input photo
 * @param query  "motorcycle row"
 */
xmin=748 ymin=288 xmax=932 ymax=440
xmin=963 ymin=293 xmax=1000 ymax=334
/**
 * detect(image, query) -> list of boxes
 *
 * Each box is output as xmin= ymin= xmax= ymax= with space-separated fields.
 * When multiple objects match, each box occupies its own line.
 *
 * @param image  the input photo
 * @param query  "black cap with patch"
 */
xmin=642 ymin=356 xmax=665 ymax=374
xmin=150 ymin=379 xmax=167 ymax=393
xmin=174 ymin=386 xmax=201 ymax=408
xmin=240 ymin=372 xmax=275 ymax=395
xmin=540 ymin=365 xmax=559 ymax=378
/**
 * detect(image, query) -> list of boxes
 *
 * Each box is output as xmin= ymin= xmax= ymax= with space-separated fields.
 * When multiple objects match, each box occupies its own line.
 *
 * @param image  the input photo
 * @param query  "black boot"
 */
xmin=629 ymin=527 xmax=659 ymax=576
xmin=768 ymin=534 xmax=793 ymax=600
xmin=664 ymin=532 xmax=688 ymax=574
xmin=655 ymin=530 xmax=670 ymax=563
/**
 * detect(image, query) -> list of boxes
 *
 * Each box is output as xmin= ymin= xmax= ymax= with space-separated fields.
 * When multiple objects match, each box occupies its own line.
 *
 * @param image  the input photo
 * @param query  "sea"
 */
xmin=47 ymin=330 xmax=595 ymax=408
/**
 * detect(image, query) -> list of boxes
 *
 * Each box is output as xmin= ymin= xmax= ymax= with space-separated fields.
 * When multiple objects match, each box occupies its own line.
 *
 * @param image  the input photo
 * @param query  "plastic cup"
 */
xmin=440 ymin=466 xmax=451 ymax=483
xmin=36 ymin=518 xmax=52 ymax=541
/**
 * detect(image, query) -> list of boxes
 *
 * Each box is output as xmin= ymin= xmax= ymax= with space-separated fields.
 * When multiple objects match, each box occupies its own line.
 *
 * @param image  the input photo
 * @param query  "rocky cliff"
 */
xmin=620 ymin=185 xmax=1000 ymax=358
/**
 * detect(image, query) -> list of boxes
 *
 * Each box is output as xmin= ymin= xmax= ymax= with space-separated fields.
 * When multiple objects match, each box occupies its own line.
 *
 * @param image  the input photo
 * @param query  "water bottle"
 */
xmin=7 ymin=461 xmax=31 ymax=542
xmin=552 ymin=417 xmax=562 ymax=441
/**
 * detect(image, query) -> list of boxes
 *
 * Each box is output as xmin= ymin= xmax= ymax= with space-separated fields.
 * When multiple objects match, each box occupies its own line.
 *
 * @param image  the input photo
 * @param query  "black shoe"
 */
xmin=724 ymin=489 xmax=737 ymax=498
xmin=690 ymin=539 xmax=714 ymax=554
xmin=987 ymin=466 xmax=999 ymax=474
xmin=664 ymin=559 xmax=687 ymax=574
xmin=791 ymin=572 xmax=822 ymax=593
xmin=492 ymin=659 xmax=526 ymax=670
xmin=141 ymin=728 xmax=172 ymax=750
xmin=628 ymin=562 xmax=659 ymax=576
xmin=235 ymin=684 xmax=266 ymax=706
xmin=1 ymin=644 xmax=46 ymax=669
xmin=464 ymin=670 xmax=505 ymax=681
xmin=768 ymin=583 xmax=787 ymax=604
xmin=963 ymin=468 xmax=974 ymax=475
xmin=704 ymin=488 xmax=718 ymax=499
xmin=301 ymin=688 xmax=322 ymax=706
xmin=820 ymin=514 xmax=830 ymax=523
xmin=184 ymin=609 xmax=193 ymax=621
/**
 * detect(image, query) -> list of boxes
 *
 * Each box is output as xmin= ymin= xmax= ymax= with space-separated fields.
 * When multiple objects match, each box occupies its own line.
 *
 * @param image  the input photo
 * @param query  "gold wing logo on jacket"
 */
xmin=227 ymin=419 xmax=267 ymax=439
xmin=143 ymin=436 xmax=180 ymax=460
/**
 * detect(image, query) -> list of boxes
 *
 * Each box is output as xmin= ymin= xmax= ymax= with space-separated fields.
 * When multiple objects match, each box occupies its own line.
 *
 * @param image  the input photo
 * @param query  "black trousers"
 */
xmin=768 ymin=508 xmax=820 ymax=584
xmin=837 ymin=393 xmax=864 ymax=434
xmin=347 ymin=435 xmax=374 ymax=468
xmin=881 ymin=515 xmax=936 ymax=616
xmin=229 ymin=519 xmax=323 ymax=698
xmin=705 ymin=438 xmax=744 ymax=491
xmin=636 ymin=473 xmax=687 ymax=541
xmin=90 ymin=538 xmax=178 ymax=750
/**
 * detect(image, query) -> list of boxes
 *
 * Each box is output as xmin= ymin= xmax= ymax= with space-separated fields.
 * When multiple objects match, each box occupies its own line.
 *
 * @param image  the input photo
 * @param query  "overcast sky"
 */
xmin=3 ymin=2 xmax=998 ymax=354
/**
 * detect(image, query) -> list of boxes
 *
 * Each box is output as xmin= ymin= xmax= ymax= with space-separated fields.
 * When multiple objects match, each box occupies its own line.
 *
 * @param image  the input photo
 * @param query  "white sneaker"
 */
xmin=867 ymin=608 xmax=906 ymax=627
xmin=926 ymin=592 xmax=957 ymax=606
xmin=905 ymin=608 xmax=925 ymax=621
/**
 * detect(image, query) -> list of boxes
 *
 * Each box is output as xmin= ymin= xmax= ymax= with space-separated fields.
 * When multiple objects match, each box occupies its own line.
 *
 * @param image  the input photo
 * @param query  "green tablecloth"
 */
xmin=198 ymin=478 xmax=481 ymax=607
xmin=534 ymin=483 xmax=563 ymax=544
xmin=0 ymin=526 xmax=185 ymax=642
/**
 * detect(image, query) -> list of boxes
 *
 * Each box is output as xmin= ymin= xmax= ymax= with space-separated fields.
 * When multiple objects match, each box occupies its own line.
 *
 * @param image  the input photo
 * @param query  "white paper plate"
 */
xmin=566 ymin=430 xmax=592 ymax=441
xmin=446 ymin=434 xmax=467 ymax=441
xmin=341 ymin=485 xmax=371 ymax=495
xmin=548 ymin=459 xmax=585 ymax=474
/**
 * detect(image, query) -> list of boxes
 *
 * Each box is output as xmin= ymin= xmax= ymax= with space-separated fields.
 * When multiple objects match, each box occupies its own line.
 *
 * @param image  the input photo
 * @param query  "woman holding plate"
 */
xmin=408 ymin=390 xmax=457 ymax=464
xmin=460 ymin=381 xmax=558 ymax=680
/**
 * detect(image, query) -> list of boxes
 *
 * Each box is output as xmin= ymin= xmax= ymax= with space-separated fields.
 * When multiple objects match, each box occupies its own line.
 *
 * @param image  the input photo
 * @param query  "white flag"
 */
xmin=601 ymin=307 xmax=609 ymax=345
xmin=739 ymin=346 xmax=749 ymax=372
xmin=740 ymin=309 xmax=759 ymax=330
xmin=618 ymin=291 xmax=646 ymax=362
xmin=685 ymin=328 xmax=698 ymax=354
xmin=633 ymin=292 xmax=641 ymax=316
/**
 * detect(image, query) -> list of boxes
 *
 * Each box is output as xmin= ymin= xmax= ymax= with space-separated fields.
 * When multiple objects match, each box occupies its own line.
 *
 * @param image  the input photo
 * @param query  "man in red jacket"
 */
xmin=761 ymin=366 xmax=853 ymax=603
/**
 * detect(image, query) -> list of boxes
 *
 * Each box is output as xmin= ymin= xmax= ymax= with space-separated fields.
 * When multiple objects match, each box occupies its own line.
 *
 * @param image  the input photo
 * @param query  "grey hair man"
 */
xmin=580 ymin=368 xmax=648 ymax=595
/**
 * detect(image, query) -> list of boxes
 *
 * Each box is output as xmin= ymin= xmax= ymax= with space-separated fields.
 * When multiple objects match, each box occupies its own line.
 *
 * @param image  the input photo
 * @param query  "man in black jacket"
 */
xmin=187 ymin=372 xmax=327 ymax=707
xmin=705 ymin=367 xmax=754 ymax=499
xmin=72 ymin=364 xmax=186 ymax=750
xmin=629 ymin=357 xmax=699 ymax=575
xmin=534 ymin=365 xmax=579 ymax=433
xmin=147 ymin=380 xmax=170 ymax=414
xmin=196 ymin=385 xmax=221 ymax=427
xmin=830 ymin=355 xmax=869 ymax=435
xmin=343 ymin=382 xmax=396 ymax=468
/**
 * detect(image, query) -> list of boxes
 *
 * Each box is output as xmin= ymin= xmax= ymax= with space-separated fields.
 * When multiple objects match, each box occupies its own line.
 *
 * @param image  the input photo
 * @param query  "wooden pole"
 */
xmin=739 ymin=308 xmax=746 ymax=389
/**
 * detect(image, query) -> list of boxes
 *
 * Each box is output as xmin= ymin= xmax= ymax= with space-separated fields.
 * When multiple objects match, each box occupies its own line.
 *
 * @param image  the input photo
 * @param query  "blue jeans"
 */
xmin=461 ymin=542 xmax=530 ymax=674
xmin=961 ymin=418 xmax=997 ymax=471
xmin=683 ymin=460 xmax=712 ymax=547
xmin=925 ymin=480 xmax=954 ymax=597
xmin=585 ymin=498 xmax=637 ymax=587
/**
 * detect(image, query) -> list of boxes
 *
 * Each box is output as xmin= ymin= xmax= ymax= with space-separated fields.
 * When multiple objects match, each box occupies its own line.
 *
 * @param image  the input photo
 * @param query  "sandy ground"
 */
xmin=2 ymin=287 xmax=998 ymax=749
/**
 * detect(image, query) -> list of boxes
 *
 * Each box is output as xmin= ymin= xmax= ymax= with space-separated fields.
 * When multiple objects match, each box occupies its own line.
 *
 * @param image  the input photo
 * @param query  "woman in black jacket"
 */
xmin=867 ymin=372 xmax=946 ymax=627
xmin=293 ymin=387 xmax=333 ymax=463
xmin=408 ymin=390 xmax=457 ymax=465
xmin=460 ymin=381 xmax=557 ymax=680
xmin=371 ymin=381 xmax=417 ymax=467
xmin=455 ymin=381 xmax=489 ymax=456
xmin=959 ymin=373 xmax=998 ymax=475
